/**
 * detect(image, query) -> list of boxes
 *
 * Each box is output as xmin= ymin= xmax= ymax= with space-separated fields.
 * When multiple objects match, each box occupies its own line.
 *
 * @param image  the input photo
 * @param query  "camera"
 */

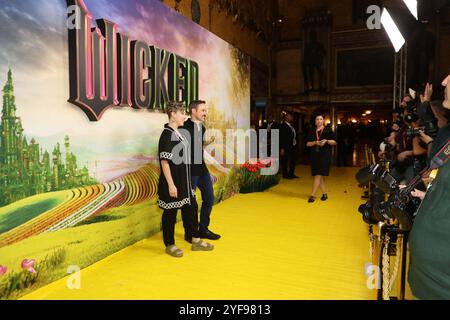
xmin=356 ymin=164 xmax=421 ymax=231
xmin=406 ymin=99 xmax=417 ymax=113
xmin=417 ymin=101 xmax=439 ymax=138
xmin=358 ymin=187 xmax=390 ymax=224
xmin=405 ymin=120 xmax=438 ymax=140
xmin=406 ymin=127 xmax=424 ymax=138
xmin=404 ymin=98 xmax=438 ymax=138
xmin=356 ymin=164 xmax=398 ymax=194
xmin=404 ymin=112 xmax=419 ymax=124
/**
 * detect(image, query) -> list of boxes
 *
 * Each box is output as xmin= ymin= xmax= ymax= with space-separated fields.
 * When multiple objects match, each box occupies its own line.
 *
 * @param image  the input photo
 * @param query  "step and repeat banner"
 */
xmin=0 ymin=0 xmax=249 ymax=299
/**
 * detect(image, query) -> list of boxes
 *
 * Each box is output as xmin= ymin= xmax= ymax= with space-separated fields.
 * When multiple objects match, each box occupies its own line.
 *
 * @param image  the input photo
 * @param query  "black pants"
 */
xmin=162 ymin=197 xmax=199 ymax=247
xmin=281 ymin=147 xmax=297 ymax=177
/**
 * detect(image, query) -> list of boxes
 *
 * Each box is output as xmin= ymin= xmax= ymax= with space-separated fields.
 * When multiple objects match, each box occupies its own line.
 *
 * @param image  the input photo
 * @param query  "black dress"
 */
xmin=157 ymin=124 xmax=194 ymax=210
xmin=306 ymin=126 xmax=336 ymax=176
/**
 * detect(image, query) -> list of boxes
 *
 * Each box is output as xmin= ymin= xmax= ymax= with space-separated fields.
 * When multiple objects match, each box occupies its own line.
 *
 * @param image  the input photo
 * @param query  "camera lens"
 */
xmin=358 ymin=202 xmax=380 ymax=225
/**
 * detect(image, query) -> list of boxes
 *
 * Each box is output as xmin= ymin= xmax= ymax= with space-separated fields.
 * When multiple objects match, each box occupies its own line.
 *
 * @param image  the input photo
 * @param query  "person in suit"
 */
xmin=262 ymin=112 xmax=280 ymax=157
xmin=306 ymin=114 xmax=337 ymax=203
xmin=280 ymin=112 xmax=299 ymax=179
xmin=180 ymin=100 xmax=221 ymax=242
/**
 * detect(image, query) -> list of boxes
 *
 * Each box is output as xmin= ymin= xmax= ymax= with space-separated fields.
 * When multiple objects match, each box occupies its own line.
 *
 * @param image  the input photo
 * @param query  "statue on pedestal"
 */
xmin=303 ymin=30 xmax=326 ymax=94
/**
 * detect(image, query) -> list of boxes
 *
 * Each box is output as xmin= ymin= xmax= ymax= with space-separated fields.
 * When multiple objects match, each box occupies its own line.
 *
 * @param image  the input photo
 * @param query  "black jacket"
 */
xmin=280 ymin=121 xmax=297 ymax=150
xmin=262 ymin=121 xmax=280 ymax=143
xmin=180 ymin=118 xmax=209 ymax=177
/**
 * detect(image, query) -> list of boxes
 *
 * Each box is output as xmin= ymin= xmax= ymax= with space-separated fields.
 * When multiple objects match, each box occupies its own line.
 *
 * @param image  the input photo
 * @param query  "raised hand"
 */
xmin=424 ymin=83 xmax=433 ymax=102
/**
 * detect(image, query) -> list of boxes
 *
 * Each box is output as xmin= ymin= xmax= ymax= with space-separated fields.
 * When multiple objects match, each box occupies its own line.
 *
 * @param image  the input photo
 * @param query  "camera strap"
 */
xmin=397 ymin=140 xmax=450 ymax=200
xmin=429 ymin=139 xmax=450 ymax=170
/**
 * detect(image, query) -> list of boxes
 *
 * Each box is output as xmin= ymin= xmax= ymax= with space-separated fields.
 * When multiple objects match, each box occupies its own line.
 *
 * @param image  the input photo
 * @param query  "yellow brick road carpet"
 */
xmin=22 ymin=166 xmax=375 ymax=300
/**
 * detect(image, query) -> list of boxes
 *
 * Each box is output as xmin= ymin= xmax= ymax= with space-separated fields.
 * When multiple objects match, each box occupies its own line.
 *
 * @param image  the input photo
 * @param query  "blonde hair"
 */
xmin=165 ymin=101 xmax=186 ymax=119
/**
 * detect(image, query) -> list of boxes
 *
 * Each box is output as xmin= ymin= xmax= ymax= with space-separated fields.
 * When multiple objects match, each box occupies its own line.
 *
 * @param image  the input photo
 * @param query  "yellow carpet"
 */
xmin=22 ymin=166 xmax=375 ymax=300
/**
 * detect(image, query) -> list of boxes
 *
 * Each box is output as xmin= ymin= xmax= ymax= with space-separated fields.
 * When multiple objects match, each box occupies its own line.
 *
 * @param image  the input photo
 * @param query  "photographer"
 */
xmin=400 ymin=94 xmax=414 ymax=109
xmin=391 ymin=97 xmax=428 ymax=183
xmin=415 ymin=82 xmax=450 ymax=162
xmin=408 ymin=74 xmax=450 ymax=300
xmin=378 ymin=120 xmax=401 ymax=160
xmin=393 ymin=107 xmax=403 ymax=123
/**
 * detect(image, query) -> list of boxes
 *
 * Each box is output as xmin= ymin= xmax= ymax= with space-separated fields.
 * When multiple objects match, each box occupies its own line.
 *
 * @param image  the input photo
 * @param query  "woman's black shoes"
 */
xmin=308 ymin=194 xmax=327 ymax=202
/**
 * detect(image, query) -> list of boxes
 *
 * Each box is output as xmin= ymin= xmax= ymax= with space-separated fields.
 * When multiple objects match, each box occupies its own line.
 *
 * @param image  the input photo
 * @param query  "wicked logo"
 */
xmin=67 ymin=0 xmax=199 ymax=121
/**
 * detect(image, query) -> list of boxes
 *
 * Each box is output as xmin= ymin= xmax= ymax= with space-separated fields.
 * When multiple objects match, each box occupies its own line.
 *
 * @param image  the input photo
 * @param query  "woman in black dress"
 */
xmin=306 ymin=114 xmax=337 ymax=203
xmin=158 ymin=102 xmax=214 ymax=257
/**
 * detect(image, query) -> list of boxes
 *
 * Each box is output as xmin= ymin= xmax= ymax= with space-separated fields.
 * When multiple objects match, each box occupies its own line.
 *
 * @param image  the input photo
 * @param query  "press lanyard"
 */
xmin=316 ymin=128 xmax=323 ymax=142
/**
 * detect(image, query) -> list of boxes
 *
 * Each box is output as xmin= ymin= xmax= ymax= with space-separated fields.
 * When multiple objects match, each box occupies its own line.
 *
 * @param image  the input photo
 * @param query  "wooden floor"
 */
xmin=22 ymin=166 xmax=375 ymax=300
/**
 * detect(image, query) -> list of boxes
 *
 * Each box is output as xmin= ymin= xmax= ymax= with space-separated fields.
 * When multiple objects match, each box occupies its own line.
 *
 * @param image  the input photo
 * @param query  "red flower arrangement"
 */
xmin=240 ymin=160 xmax=272 ymax=173
xmin=238 ymin=158 xmax=279 ymax=193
